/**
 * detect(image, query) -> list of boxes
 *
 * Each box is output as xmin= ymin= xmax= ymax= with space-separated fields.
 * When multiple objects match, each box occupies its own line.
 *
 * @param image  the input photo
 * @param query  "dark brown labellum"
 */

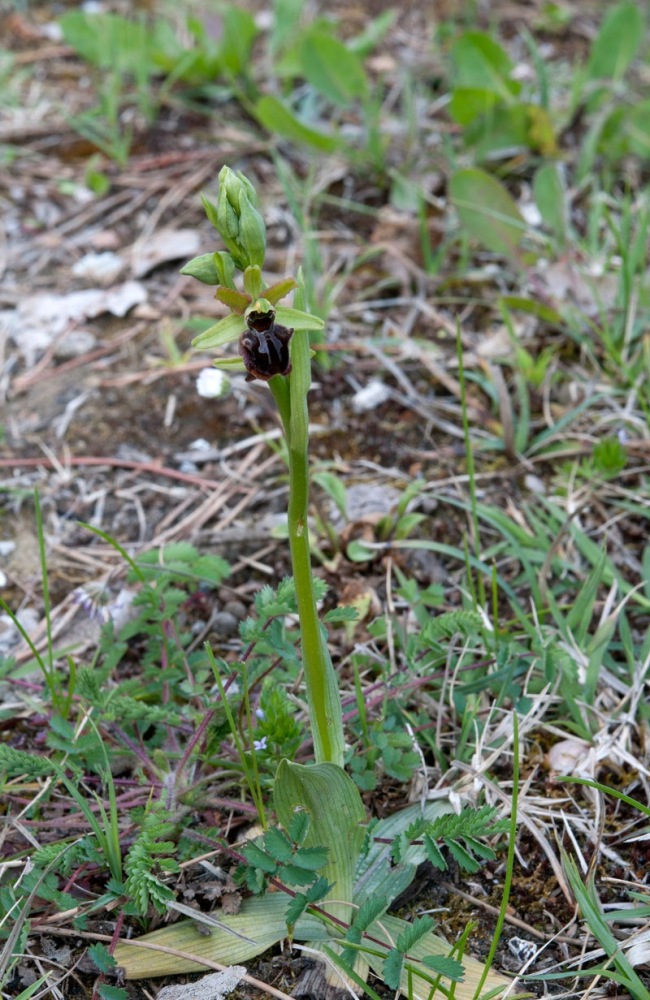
xmin=238 ymin=321 xmax=294 ymax=382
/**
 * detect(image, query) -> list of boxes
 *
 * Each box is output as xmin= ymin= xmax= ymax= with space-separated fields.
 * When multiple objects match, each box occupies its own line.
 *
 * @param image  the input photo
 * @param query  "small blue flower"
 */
xmin=253 ymin=736 xmax=268 ymax=751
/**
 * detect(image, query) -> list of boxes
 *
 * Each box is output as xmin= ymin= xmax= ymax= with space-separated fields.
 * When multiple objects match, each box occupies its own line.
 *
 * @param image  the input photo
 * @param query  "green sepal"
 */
xmin=191 ymin=313 xmax=244 ymax=350
xmin=243 ymin=265 xmax=264 ymax=299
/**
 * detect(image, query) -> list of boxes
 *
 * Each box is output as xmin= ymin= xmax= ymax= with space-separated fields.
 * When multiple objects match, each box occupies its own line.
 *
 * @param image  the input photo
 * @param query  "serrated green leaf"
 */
xmin=323 ymin=606 xmax=359 ymax=623
xmin=263 ymin=826 xmax=294 ymax=863
xmin=421 ymin=954 xmax=465 ymax=981
xmin=366 ymin=913 xmax=509 ymax=999
xmin=291 ymin=846 xmax=329 ymax=870
xmin=396 ymin=916 xmax=434 ymax=954
xmin=383 ymin=948 xmax=404 ymax=990
xmin=285 ymin=892 xmax=309 ymax=927
xmin=87 ymin=942 xmax=117 ymax=974
xmin=306 ymin=876 xmax=333 ymax=902
xmin=192 ymin=554 xmax=231 ymax=584
xmin=241 ymin=841 xmax=277 ymax=874
xmin=0 ymin=744 xmax=53 ymax=777
xmin=353 ymin=894 xmax=389 ymax=933
xmin=423 ymin=834 xmax=447 ymax=870
xmin=278 ymin=864 xmax=318 ymax=886
xmin=445 ymin=839 xmax=480 ymax=872
xmin=463 ymin=835 xmax=497 ymax=861
xmin=287 ymin=809 xmax=310 ymax=845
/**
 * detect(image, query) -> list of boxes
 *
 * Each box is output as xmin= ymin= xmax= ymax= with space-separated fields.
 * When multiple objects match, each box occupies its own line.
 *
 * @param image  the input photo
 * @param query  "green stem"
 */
xmin=270 ymin=331 xmax=344 ymax=768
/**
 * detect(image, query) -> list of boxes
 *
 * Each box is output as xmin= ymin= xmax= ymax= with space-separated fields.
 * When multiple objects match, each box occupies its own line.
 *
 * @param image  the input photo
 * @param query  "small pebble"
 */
xmin=196 ymin=368 xmax=230 ymax=399
xmin=223 ymin=600 xmax=247 ymax=621
xmin=507 ymin=936 xmax=538 ymax=966
xmin=351 ymin=378 xmax=392 ymax=413
xmin=212 ymin=611 xmax=239 ymax=637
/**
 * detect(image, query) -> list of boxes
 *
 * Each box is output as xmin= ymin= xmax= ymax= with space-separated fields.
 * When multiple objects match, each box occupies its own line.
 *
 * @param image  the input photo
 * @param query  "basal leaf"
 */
xmin=274 ymin=761 xmax=366 ymax=926
xmin=254 ymin=96 xmax=341 ymax=152
xmin=219 ymin=6 xmax=258 ymax=77
xmin=113 ymin=894 xmax=325 ymax=978
xmin=452 ymin=32 xmax=519 ymax=101
xmin=300 ymin=31 xmax=369 ymax=106
xmin=449 ymin=87 xmax=501 ymax=127
xmin=450 ymin=168 xmax=525 ymax=263
xmin=586 ymin=0 xmax=644 ymax=80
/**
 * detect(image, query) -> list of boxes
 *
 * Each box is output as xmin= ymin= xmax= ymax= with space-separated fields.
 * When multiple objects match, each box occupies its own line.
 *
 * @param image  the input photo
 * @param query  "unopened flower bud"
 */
xmin=216 ymin=166 xmax=266 ymax=271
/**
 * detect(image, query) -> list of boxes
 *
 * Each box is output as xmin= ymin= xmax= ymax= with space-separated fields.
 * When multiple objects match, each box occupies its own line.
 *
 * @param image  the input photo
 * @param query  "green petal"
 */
xmin=191 ymin=313 xmax=244 ymax=350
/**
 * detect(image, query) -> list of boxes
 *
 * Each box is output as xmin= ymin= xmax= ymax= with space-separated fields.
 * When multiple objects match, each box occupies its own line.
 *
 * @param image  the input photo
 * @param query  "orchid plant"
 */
xmin=114 ymin=167 xmax=510 ymax=1000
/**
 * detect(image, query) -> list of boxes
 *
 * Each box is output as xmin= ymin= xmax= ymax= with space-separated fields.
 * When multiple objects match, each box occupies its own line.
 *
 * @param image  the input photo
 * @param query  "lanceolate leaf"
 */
xmin=254 ymin=96 xmax=341 ymax=152
xmin=113 ymin=894 xmax=323 ymax=978
xmin=586 ymin=0 xmax=644 ymax=81
xmin=300 ymin=31 xmax=369 ymax=106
